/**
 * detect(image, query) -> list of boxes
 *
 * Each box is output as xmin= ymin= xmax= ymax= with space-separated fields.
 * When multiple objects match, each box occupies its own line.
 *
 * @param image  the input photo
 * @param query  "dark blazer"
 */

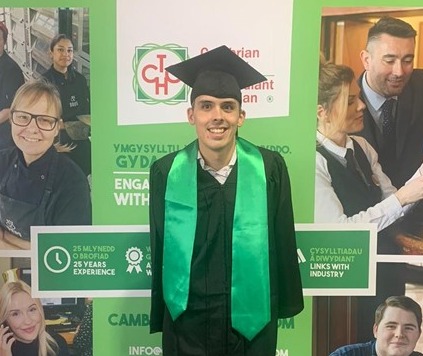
xmin=357 ymin=69 xmax=423 ymax=188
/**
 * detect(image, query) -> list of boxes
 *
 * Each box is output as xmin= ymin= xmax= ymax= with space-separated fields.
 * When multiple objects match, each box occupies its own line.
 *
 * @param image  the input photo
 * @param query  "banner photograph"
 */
xmin=1 ymin=0 xmax=423 ymax=355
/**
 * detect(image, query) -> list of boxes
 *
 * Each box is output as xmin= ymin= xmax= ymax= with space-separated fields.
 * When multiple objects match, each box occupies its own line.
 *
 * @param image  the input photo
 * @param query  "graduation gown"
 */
xmin=149 ymin=141 xmax=303 ymax=356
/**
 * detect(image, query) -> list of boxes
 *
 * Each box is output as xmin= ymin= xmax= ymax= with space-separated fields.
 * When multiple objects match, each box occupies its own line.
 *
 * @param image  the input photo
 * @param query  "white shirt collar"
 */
xmin=197 ymin=149 xmax=237 ymax=184
xmin=361 ymin=72 xmax=397 ymax=111
xmin=316 ymin=131 xmax=354 ymax=159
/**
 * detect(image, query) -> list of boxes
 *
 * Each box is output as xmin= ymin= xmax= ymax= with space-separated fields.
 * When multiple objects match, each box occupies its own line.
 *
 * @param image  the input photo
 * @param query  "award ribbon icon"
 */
xmin=125 ymin=247 xmax=143 ymax=273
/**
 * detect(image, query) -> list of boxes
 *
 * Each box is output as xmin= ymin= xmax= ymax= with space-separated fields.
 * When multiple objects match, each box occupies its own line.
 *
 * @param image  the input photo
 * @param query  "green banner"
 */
xmin=32 ymin=224 xmax=376 ymax=296
xmin=93 ymin=296 xmax=313 ymax=355
xmin=296 ymin=224 xmax=377 ymax=294
xmin=33 ymin=226 xmax=151 ymax=294
xmin=3 ymin=0 xmax=421 ymax=355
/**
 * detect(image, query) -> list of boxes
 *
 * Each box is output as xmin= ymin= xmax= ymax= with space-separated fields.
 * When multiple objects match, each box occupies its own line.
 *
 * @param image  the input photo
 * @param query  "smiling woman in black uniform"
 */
xmin=42 ymin=34 xmax=91 ymax=176
xmin=0 ymin=80 xmax=91 ymax=249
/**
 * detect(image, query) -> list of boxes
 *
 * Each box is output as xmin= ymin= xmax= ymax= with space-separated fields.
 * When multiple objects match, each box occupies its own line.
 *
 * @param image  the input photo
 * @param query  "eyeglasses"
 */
xmin=11 ymin=110 xmax=59 ymax=131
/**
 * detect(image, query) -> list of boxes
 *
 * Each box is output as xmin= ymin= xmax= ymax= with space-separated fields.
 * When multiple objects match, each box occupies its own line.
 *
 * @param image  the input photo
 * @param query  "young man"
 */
xmin=149 ymin=46 xmax=303 ymax=355
xmin=358 ymin=16 xmax=423 ymax=188
xmin=330 ymin=295 xmax=423 ymax=356
xmin=0 ymin=22 xmax=25 ymax=149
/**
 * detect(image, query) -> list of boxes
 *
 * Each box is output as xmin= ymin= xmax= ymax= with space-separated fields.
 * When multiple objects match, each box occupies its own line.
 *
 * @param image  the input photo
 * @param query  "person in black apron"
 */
xmin=315 ymin=57 xmax=423 ymax=347
xmin=0 ymin=280 xmax=69 ymax=356
xmin=0 ymin=80 xmax=91 ymax=249
xmin=42 ymin=34 xmax=91 ymax=176
xmin=0 ymin=22 xmax=25 ymax=150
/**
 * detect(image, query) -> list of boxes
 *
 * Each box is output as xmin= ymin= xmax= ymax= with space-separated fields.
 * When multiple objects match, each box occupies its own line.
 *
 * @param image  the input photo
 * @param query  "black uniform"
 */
xmin=317 ymin=139 xmax=406 ymax=342
xmin=42 ymin=65 xmax=91 ymax=175
xmin=0 ymin=146 xmax=91 ymax=240
xmin=0 ymin=52 xmax=25 ymax=149
xmin=11 ymin=333 xmax=70 ymax=356
xmin=150 ymin=141 xmax=304 ymax=356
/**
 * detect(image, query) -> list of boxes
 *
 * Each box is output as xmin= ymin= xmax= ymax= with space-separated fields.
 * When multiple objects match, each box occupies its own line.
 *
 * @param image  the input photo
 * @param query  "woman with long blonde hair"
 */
xmin=0 ymin=280 xmax=67 ymax=355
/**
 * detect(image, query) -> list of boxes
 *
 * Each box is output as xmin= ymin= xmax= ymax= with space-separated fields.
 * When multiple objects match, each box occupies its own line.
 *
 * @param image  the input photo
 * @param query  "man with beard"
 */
xmin=356 ymin=16 xmax=423 ymax=343
xmin=358 ymin=16 xmax=423 ymax=188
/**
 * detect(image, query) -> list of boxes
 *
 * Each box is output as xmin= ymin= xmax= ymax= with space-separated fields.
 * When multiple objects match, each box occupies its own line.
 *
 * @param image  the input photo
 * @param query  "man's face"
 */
xmin=374 ymin=306 xmax=421 ymax=356
xmin=0 ymin=30 xmax=5 ymax=56
xmin=361 ymin=33 xmax=415 ymax=97
xmin=187 ymin=95 xmax=245 ymax=161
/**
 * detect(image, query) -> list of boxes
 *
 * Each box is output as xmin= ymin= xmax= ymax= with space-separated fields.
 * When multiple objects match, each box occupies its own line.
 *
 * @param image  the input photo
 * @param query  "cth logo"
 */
xmin=133 ymin=44 xmax=188 ymax=105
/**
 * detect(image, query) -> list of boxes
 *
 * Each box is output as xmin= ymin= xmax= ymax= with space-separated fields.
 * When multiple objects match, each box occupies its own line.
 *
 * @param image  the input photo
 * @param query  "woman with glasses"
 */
xmin=0 ymin=80 xmax=91 ymax=249
xmin=42 ymin=34 xmax=91 ymax=177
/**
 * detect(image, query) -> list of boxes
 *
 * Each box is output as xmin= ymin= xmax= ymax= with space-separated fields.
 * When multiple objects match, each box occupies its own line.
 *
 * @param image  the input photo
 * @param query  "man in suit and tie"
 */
xmin=355 ymin=16 xmax=423 ymax=343
xmin=359 ymin=16 xmax=423 ymax=189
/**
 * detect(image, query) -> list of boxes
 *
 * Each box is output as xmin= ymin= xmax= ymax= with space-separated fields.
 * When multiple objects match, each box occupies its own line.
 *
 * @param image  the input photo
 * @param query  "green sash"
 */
xmin=163 ymin=137 xmax=270 ymax=340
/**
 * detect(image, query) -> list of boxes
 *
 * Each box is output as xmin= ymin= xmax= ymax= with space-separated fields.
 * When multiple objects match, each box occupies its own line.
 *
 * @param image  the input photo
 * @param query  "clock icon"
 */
xmin=43 ymin=246 xmax=71 ymax=273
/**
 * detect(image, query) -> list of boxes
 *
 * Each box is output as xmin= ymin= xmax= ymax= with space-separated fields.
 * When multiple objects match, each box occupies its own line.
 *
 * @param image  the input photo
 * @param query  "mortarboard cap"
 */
xmin=165 ymin=45 xmax=266 ymax=104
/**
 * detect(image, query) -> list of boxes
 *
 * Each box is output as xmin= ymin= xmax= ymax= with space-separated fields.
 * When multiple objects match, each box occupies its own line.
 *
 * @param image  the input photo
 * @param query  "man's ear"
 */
xmin=360 ymin=49 xmax=371 ymax=71
xmin=373 ymin=323 xmax=378 ymax=339
xmin=187 ymin=107 xmax=195 ymax=125
xmin=237 ymin=109 xmax=246 ymax=127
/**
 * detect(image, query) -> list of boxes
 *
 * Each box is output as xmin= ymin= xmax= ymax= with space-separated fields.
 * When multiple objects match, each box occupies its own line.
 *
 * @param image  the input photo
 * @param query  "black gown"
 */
xmin=149 ymin=141 xmax=303 ymax=356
